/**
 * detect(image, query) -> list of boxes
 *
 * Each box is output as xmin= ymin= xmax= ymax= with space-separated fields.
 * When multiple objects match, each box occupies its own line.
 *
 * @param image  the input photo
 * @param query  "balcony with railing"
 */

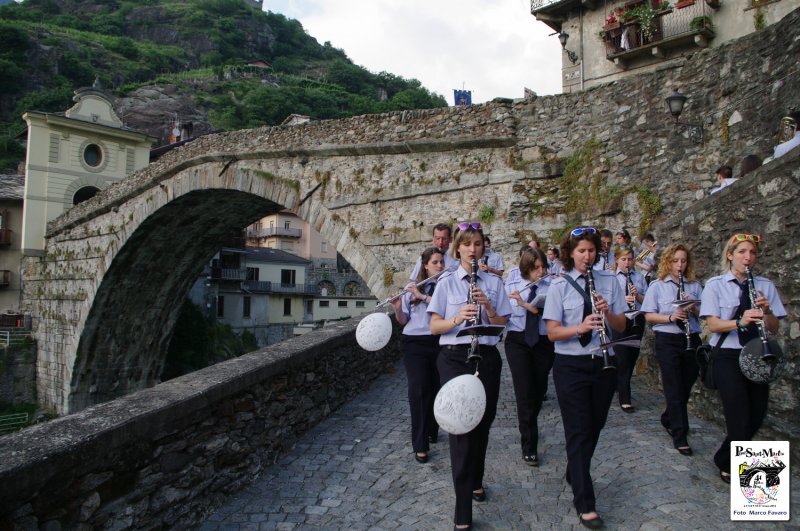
xmin=601 ymin=0 xmax=715 ymax=65
xmin=241 ymin=280 xmax=317 ymax=295
xmin=246 ymin=226 xmax=303 ymax=239
xmin=210 ymin=267 xmax=246 ymax=280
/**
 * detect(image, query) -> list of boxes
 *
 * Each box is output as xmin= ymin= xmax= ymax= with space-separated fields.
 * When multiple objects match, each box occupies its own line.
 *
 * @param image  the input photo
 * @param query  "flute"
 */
xmin=375 ymin=269 xmax=447 ymax=308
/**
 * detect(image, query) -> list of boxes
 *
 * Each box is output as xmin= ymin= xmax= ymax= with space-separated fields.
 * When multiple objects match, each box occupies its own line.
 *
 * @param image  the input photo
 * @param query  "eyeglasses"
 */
xmin=617 ymin=245 xmax=632 ymax=251
xmin=570 ymin=227 xmax=597 ymax=236
xmin=457 ymin=222 xmax=482 ymax=231
xmin=732 ymin=233 xmax=761 ymax=243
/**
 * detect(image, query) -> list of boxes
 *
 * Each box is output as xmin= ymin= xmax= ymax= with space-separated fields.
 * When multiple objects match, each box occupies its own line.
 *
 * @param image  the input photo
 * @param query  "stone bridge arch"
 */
xmin=24 ymin=103 xmax=523 ymax=414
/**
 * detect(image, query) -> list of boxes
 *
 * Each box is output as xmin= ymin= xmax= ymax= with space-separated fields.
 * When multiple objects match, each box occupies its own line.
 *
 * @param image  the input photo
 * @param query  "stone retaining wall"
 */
xmin=0 ymin=317 xmax=399 ymax=529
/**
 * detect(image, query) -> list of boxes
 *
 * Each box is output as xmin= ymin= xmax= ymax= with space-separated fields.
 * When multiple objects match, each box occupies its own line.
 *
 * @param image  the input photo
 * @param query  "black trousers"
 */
xmin=713 ymin=347 xmax=769 ymax=472
xmin=654 ymin=332 xmax=699 ymax=448
xmin=504 ymin=331 xmax=554 ymax=456
xmin=553 ymin=354 xmax=617 ymax=515
xmin=438 ymin=344 xmax=502 ymax=527
xmin=615 ymin=317 xmax=644 ymax=406
xmin=401 ymin=334 xmax=440 ymax=453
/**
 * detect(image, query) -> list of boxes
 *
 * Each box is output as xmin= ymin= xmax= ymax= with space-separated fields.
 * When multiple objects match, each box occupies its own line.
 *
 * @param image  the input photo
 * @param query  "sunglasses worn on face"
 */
xmin=570 ymin=227 xmax=597 ymax=236
xmin=732 ymin=233 xmax=761 ymax=243
xmin=458 ymin=222 xmax=482 ymax=231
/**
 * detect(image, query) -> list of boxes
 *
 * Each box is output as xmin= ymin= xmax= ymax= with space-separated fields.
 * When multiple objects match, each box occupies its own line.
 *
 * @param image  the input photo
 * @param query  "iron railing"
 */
xmin=241 ymin=281 xmax=317 ymax=294
xmin=246 ymin=227 xmax=302 ymax=238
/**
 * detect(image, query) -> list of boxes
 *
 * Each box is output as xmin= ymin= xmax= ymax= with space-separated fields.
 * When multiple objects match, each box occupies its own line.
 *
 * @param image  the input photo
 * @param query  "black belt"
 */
xmin=442 ymin=344 xmax=497 ymax=352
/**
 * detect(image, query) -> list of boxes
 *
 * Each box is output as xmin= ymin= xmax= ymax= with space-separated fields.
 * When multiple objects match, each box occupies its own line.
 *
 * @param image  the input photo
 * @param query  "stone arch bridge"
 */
xmin=23 ymin=9 xmax=799 ymax=414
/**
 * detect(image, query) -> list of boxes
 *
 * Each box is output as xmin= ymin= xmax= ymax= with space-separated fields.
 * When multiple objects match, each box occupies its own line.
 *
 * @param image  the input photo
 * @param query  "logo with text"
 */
xmin=730 ymin=441 xmax=789 ymax=521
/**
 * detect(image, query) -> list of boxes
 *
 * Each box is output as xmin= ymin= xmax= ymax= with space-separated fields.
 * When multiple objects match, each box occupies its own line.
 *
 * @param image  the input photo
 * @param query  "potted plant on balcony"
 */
xmin=629 ymin=1 xmax=671 ymax=43
xmin=603 ymin=9 xmax=622 ymax=30
xmin=690 ymin=15 xmax=713 ymax=31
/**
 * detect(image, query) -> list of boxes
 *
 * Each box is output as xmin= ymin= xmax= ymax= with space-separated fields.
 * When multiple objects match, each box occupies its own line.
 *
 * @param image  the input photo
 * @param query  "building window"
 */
xmin=356 ymin=301 xmax=365 ymax=308
xmin=319 ymin=300 xmax=330 ymax=308
xmin=83 ymin=144 xmax=103 ymax=167
xmin=73 ymin=186 xmax=100 ymax=205
xmin=284 ymin=220 xmax=290 ymax=229
xmin=321 ymin=241 xmax=328 ymax=253
xmin=283 ymin=298 xmax=292 ymax=316
xmin=217 ymin=295 xmax=225 ymax=318
xmin=281 ymin=269 xmax=296 ymax=285
xmin=338 ymin=301 xmax=348 ymax=308
xmin=246 ymin=267 xmax=259 ymax=281
xmin=243 ymin=296 xmax=251 ymax=318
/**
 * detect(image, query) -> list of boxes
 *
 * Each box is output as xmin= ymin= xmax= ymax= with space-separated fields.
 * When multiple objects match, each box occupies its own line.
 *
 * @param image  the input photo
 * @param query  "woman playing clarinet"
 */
xmin=428 ymin=222 xmax=511 ymax=531
xmin=543 ymin=227 xmax=627 ymax=530
xmin=640 ymin=244 xmax=702 ymax=456
xmin=699 ymin=233 xmax=786 ymax=484
xmin=504 ymin=247 xmax=554 ymax=467
xmin=390 ymin=247 xmax=445 ymax=464
xmin=612 ymin=244 xmax=647 ymax=413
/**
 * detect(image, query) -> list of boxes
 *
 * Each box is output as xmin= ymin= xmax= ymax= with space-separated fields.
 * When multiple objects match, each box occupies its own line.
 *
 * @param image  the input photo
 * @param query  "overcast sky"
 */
xmin=263 ymin=0 xmax=563 ymax=105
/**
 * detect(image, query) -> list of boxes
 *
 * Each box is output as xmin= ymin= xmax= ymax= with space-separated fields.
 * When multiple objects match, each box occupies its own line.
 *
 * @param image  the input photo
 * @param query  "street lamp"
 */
xmin=558 ymin=32 xmax=579 ymax=65
xmin=665 ymin=89 xmax=704 ymax=144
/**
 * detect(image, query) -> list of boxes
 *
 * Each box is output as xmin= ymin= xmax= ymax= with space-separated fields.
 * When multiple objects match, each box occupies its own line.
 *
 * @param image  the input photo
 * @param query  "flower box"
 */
xmin=676 ymin=0 xmax=696 ymax=7
xmin=603 ymin=21 xmax=621 ymax=31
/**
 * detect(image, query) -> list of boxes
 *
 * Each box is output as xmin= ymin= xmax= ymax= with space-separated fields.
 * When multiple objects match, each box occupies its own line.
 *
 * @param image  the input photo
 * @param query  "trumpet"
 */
xmin=745 ymin=266 xmax=776 ymax=363
xmin=636 ymin=244 xmax=655 ymax=263
xmin=678 ymin=272 xmax=693 ymax=351
xmin=586 ymin=269 xmax=615 ymax=371
xmin=375 ymin=269 xmax=447 ymax=309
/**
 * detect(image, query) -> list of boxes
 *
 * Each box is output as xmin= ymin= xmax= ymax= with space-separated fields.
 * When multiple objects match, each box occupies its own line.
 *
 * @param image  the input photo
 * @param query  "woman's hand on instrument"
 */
xmin=754 ymin=292 xmax=771 ymax=314
xmin=593 ymin=294 xmax=609 ymax=314
xmin=479 ymin=262 xmax=489 ymax=273
xmin=456 ymin=304 xmax=478 ymax=324
xmin=625 ymin=294 xmax=636 ymax=306
xmin=406 ymin=282 xmax=425 ymax=301
xmin=741 ymin=308 xmax=764 ymax=326
xmin=389 ymin=292 xmax=403 ymax=311
xmin=673 ymin=308 xmax=688 ymax=321
xmin=509 ymin=290 xmax=523 ymax=305
xmin=580 ymin=313 xmax=604 ymax=332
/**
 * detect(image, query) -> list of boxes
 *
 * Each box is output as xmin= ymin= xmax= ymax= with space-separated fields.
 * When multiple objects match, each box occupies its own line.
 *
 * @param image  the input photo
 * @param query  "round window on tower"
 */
xmin=83 ymin=144 xmax=103 ymax=167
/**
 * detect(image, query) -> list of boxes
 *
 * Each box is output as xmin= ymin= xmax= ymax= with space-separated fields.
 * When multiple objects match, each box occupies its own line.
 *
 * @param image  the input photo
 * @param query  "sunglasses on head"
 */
xmin=457 ymin=222 xmax=482 ymax=231
xmin=617 ymin=244 xmax=632 ymax=251
xmin=570 ymin=227 xmax=597 ymax=236
xmin=732 ymin=233 xmax=761 ymax=243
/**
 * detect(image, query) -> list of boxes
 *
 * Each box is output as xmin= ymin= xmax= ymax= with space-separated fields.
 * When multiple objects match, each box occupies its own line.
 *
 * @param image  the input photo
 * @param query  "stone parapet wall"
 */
xmin=639 ymin=148 xmax=800 ymax=462
xmin=0 ymin=317 xmax=400 ymax=529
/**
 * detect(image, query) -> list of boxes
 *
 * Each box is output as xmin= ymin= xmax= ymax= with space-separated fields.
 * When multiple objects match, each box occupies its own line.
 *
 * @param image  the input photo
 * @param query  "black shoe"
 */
xmin=523 ymin=454 xmax=539 ymax=467
xmin=471 ymin=488 xmax=486 ymax=502
xmin=453 ymin=526 xmax=472 ymax=531
xmin=415 ymin=452 xmax=428 ymax=463
xmin=677 ymin=446 xmax=693 ymax=456
xmin=579 ymin=514 xmax=604 ymax=529
xmin=720 ymin=470 xmax=731 ymax=484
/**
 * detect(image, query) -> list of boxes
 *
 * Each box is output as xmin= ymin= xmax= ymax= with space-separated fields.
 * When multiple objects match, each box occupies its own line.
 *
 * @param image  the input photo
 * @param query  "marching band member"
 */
xmin=613 ymin=245 xmax=647 ymax=413
xmin=428 ymin=222 xmax=511 ymax=531
xmin=390 ymin=247 xmax=445 ymax=464
xmin=699 ymin=233 xmax=786 ymax=484
xmin=594 ymin=229 xmax=615 ymax=271
xmin=543 ymin=227 xmax=627 ymax=530
xmin=481 ymin=235 xmax=505 ymax=277
xmin=547 ymin=246 xmax=564 ymax=276
xmin=410 ymin=223 xmax=458 ymax=279
xmin=504 ymin=247 xmax=554 ymax=467
xmin=640 ymin=244 xmax=702 ymax=456
xmin=635 ymin=233 xmax=657 ymax=284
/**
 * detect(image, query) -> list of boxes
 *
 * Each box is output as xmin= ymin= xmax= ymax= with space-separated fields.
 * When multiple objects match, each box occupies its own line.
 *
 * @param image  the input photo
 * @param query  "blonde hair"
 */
xmin=656 ymin=243 xmax=695 ymax=281
xmin=721 ymin=235 xmax=760 ymax=272
xmin=450 ymin=225 xmax=485 ymax=260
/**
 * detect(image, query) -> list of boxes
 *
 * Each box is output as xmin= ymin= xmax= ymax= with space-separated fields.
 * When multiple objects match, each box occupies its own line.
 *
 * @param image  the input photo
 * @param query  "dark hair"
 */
xmin=548 ymin=246 xmax=559 ymax=258
xmin=737 ymin=154 xmax=762 ymax=178
xmin=615 ymin=229 xmax=631 ymax=243
xmin=642 ymin=233 xmax=655 ymax=243
xmin=560 ymin=229 xmax=601 ymax=272
xmin=599 ymin=229 xmax=613 ymax=240
xmin=432 ymin=223 xmax=451 ymax=237
xmin=451 ymin=225 xmax=485 ymax=260
xmin=519 ymin=244 xmax=534 ymax=257
xmin=715 ymin=165 xmax=733 ymax=180
xmin=520 ymin=248 xmax=547 ymax=278
xmin=483 ymin=235 xmax=491 ymax=244
xmin=416 ymin=246 xmax=444 ymax=282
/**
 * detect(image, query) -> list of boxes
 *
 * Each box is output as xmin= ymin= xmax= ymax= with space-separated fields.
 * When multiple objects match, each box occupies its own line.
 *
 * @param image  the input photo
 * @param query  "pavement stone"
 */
xmin=200 ymin=346 xmax=800 ymax=530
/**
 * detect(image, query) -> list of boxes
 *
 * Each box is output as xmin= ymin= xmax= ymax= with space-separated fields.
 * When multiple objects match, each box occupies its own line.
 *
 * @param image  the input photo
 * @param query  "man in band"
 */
xmin=594 ymin=229 xmax=615 ymax=271
xmin=410 ymin=223 xmax=458 ymax=279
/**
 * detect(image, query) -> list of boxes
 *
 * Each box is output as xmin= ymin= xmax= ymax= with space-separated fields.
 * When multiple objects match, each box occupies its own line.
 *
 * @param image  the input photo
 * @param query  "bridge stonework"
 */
xmin=23 ymin=7 xmax=800 ymax=414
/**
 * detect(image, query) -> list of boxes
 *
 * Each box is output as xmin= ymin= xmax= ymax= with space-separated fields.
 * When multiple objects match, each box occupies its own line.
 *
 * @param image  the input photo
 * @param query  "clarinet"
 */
xmin=745 ymin=266 xmax=776 ymax=363
xmin=624 ymin=269 xmax=637 ymax=311
xmin=678 ymin=272 xmax=693 ymax=351
xmin=466 ymin=258 xmax=482 ymax=363
xmin=586 ymin=269 xmax=615 ymax=371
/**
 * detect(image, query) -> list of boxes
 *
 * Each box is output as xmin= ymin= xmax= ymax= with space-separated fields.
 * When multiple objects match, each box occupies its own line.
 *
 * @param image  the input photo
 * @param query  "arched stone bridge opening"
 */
xmin=22 ymin=9 xmax=800 ymax=414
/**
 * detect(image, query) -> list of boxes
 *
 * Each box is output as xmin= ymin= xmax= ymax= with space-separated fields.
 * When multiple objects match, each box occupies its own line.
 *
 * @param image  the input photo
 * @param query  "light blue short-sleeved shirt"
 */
xmin=505 ymin=274 xmax=551 ymax=335
xmin=614 ymin=269 xmax=648 ymax=310
xmin=427 ymin=266 xmax=511 ymax=346
xmin=700 ymin=271 xmax=787 ymax=349
xmin=398 ymin=287 xmax=437 ymax=337
xmin=593 ymin=251 xmax=615 ymax=271
xmin=640 ymin=276 xmax=703 ymax=334
xmin=548 ymin=259 xmax=564 ymax=276
xmin=409 ymin=253 xmax=459 ymax=281
xmin=506 ymin=267 xmax=521 ymax=284
xmin=485 ymin=250 xmax=505 ymax=272
xmin=543 ymin=269 xmax=626 ymax=356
